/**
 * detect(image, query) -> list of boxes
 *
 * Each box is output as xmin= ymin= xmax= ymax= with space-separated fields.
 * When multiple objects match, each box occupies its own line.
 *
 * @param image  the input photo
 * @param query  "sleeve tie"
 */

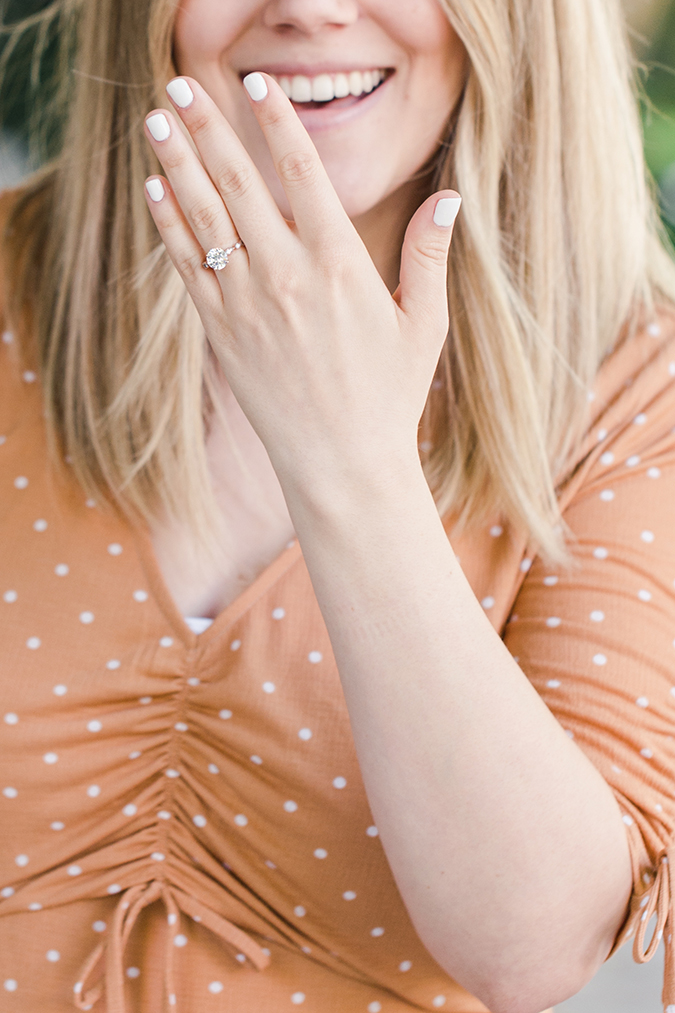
xmin=633 ymin=845 xmax=675 ymax=1013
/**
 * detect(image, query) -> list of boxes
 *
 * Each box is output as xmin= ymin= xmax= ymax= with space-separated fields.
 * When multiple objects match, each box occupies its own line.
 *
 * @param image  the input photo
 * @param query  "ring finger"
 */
xmin=144 ymin=109 xmax=247 ymax=276
xmin=143 ymin=174 xmax=227 ymax=324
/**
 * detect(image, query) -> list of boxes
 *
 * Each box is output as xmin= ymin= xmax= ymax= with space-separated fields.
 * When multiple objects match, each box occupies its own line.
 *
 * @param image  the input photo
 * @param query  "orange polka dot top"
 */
xmin=1 ymin=302 xmax=675 ymax=1013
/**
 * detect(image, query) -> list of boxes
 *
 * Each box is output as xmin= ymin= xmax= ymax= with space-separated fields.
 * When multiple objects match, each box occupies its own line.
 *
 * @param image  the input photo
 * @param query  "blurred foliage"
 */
xmin=1 ymin=0 xmax=675 ymax=241
xmin=640 ymin=0 xmax=675 ymax=241
xmin=0 ymin=0 xmax=62 ymax=163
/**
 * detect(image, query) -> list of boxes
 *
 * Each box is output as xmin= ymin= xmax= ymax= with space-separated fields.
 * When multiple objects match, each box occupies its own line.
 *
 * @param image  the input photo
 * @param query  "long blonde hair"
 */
xmin=2 ymin=0 xmax=675 ymax=563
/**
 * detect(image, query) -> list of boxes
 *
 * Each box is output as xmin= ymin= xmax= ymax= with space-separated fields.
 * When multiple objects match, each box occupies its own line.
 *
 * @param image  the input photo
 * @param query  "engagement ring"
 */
xmin=202 ymin=242 xmax=244 ymax=271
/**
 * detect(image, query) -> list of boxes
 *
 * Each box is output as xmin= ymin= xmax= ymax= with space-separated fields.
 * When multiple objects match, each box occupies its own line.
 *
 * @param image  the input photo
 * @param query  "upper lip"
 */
xmin=238 ymin=63 xmax=394 ymax=79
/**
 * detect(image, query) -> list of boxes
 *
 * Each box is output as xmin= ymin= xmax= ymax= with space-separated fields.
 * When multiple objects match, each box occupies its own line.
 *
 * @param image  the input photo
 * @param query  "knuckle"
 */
xmin=263 ymin=104 xmax=287 ymax=130
xmin=162 ymin=147 xmax=187 ymax=172
xmin=214 ymin=161 xmax=256 ymax=202
xmin=188 ymin=110 xmax=212 ymax=137
xmin=174 ymin=250 xmax=204 ymax=284
xmin=277 ymin=149 xmax=317 ymax=187
xmin=316 ymin=242 xmax=349 ymax=274
xmin=413 ymin=240 xmax=449 ymax=269
xmin=188 ymin=199 xmax=223 ymax=234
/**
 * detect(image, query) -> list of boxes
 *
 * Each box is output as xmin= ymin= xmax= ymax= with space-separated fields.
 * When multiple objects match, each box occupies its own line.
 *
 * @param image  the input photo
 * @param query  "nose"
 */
xmin=262 ymin=0 xmax=359 ymax=35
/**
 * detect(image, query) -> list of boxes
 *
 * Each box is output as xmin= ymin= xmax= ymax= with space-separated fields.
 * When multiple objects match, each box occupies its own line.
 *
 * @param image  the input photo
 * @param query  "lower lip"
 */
xmin=288 ymin=73 xmax=394 ymax=132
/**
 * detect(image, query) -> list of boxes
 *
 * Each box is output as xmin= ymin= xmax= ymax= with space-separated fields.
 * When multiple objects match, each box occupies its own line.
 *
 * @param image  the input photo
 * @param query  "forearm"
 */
xmin=280 ymin=458 xmax=633 ymax=1013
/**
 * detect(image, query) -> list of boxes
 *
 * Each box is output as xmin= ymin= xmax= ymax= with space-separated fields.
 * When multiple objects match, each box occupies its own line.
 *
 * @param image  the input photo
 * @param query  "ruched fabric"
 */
xmin=75 ymin=881 xmax=269 ymax=1012
xmin=1 ymin=304 xmax=674 ymax=1012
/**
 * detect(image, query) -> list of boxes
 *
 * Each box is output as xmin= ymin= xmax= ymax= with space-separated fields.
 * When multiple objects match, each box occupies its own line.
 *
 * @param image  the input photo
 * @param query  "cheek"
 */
xmin=374 ymin=0 xmax=462 ymax=58
xmin=375 ymin=0 xmax=468 ymax=114
xmin=173 ymin=0 xmax=247 ymax=70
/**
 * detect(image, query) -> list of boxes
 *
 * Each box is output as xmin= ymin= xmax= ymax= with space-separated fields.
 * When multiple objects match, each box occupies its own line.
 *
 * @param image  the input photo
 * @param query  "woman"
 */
xmin=1 ymin=0 xmax=674 ymax=1011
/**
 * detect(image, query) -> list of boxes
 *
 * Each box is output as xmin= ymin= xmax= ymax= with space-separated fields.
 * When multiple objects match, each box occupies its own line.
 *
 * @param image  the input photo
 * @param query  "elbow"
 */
xmin=466 ymin=928 xmax=622 ymax=1013
xmin=475 ymin=975 xmax=589 ymax=1013
xmin=421 ymin=890 xmax=628 ymax=1013
xmin=430 ymin=951 xmax=594 ymax=1013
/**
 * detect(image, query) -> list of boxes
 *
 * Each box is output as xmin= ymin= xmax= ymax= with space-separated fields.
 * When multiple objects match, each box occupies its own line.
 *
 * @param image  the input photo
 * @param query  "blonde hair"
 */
xmin=2 ymin=0 xmax=675 ymax=562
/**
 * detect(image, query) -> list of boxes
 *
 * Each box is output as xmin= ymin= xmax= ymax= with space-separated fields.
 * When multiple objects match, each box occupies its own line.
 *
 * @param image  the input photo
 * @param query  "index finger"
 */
xmin=242 ymin=72 xmax=355 ymax=249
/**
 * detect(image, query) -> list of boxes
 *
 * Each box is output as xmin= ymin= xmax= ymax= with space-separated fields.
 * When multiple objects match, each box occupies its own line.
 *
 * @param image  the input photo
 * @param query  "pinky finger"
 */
xmin=143 ymin=176 xmax=222 ymax=307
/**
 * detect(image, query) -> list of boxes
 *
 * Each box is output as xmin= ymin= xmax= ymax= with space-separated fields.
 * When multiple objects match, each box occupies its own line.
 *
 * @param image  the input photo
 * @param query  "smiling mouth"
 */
xmin=248 ymin=69 xmax=394 ymax=109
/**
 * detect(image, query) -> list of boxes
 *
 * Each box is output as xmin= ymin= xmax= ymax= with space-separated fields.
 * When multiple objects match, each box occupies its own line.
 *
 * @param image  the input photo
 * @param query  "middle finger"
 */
xmin=150 ymin=81 xmax=289 ymax=256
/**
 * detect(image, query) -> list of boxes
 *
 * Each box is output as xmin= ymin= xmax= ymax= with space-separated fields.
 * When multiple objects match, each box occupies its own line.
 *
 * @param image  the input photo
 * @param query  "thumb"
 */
xmin=394 ymin=191 xmax=461 ymax=329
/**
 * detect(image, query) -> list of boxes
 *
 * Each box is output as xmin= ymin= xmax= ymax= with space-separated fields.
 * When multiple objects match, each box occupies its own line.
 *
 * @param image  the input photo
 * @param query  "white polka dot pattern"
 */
xmin=1 ymin=316 xmax=675 ymax=1011
xmin=503 ymin=332 xmax=675 ymax=1002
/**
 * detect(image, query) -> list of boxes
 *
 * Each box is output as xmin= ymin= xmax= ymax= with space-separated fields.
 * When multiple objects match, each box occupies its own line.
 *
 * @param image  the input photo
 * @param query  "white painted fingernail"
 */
xmin=145 ymin=178 xmax=165 ymax=203
xmin=146 ymin=113 xmax=170 ymax=142
xmin=433 ymin=197 xmax=462 ymax=228
xmin=167 ymin=78 xmax=194 ymax=109
xmin=243 ymin=72 xmax=268 ymax=102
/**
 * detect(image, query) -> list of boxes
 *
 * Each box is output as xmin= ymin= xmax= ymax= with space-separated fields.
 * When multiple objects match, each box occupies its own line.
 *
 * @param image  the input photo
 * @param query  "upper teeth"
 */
xmin=270 ymin=69 xmax=387 ymax=103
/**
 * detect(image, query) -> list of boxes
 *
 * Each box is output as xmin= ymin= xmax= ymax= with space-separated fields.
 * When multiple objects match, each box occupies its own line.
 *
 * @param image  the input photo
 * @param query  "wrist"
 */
xmin=275 ymin=444 xmax=432 ymax=537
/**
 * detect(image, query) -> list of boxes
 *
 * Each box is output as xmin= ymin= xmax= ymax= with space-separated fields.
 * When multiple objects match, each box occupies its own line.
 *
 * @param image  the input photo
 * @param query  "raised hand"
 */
xmin=144 ymin=73 xmax=461 ymax=496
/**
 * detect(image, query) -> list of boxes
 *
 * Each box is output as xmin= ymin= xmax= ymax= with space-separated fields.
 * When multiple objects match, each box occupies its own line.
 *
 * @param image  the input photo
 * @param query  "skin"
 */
xmin=173 ymin=0 xmax=468 ymax=291
xmin=143 ymin=2 xmax=634 ymax=1010
xmin=153 ymin=0 xmax=468 ymax=618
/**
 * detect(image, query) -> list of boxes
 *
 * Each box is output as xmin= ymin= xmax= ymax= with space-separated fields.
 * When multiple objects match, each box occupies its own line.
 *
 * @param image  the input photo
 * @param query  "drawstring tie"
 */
xmin=73 ymin=880 xmax=270 ymax=1012
xmin=633 ymin=845 xmax=675 ymax=1013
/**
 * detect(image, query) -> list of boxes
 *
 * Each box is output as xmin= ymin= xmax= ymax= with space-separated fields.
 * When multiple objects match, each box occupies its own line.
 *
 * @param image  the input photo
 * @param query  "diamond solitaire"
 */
xmin=203 ymin=242 xmax=244 ymax=271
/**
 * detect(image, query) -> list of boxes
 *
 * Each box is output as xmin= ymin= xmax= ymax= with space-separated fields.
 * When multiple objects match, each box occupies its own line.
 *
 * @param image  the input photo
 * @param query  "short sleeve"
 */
xmin=503 ymin=335 xmax=675 ymax=1012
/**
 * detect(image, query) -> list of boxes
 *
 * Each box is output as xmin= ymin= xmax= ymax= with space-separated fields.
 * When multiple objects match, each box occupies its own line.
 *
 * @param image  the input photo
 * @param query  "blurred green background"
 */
xmin=631 ymin=0 xmax=675 ymax=242
xmin=1 ymin=0 xmax=675 ymax=241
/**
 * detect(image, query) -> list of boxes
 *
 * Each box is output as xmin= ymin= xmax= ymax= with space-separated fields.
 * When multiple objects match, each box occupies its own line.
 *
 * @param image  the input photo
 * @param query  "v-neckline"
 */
xmin=131 ymin=525 xmax=304 ymax=649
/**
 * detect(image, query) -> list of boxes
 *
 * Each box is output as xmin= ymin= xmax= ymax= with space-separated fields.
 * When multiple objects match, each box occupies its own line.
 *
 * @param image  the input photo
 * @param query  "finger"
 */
xmin=144 ymin=108 xmax=247 ymax=270
xmin=143 ymin=174 xmax=224 ymax=314
xmin=164 ymin=76 xmax=291 ymax=255
xmin=395 ymin=192 xmax=461 ymax=333
xmin=241 ymin=72 xmax=354 ymax=249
